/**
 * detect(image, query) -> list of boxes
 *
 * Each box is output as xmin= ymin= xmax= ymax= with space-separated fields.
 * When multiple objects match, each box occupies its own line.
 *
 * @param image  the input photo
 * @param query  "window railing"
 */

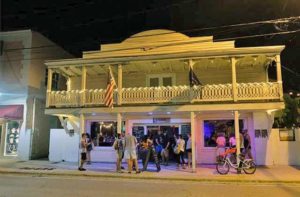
xmin=47 ymin=82 xmax=281 ymax=108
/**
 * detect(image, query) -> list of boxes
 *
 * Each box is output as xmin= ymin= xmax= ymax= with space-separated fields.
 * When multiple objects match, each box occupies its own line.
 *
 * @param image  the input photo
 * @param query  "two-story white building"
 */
xmin=0 ymin=30 xmax=72 ymax=160
xmin=45 ymin=29 xmax=288 ymax=169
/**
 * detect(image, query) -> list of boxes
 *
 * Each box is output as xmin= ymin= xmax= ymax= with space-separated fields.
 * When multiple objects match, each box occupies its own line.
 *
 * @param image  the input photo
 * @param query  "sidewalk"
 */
xmin=0 ymin=159 xmax=300 ymax=184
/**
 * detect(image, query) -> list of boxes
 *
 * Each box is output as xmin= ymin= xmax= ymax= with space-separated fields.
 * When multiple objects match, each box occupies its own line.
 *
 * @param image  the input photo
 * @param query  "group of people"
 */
xmin=216 ymin=129 xmax=253 ymax=160
xmin=79 ymin=130 xmax=193 ymax=173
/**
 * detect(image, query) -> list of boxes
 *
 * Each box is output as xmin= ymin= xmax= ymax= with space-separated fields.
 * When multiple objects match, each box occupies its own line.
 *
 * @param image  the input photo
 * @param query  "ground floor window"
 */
xmin=203 ymin=119 xmax=244 ymax=147
xmin=5 ymin=121 xmax=20 ymax=156
xmin=90 ymin=121 xmax=117 ymax=146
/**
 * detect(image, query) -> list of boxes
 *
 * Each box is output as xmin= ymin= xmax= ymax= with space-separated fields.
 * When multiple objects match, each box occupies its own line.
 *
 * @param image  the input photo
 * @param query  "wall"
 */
xmin=260 ymin=128 xmax=300 ymax=165
xmin=30 ymin=98 xmax=51 ymax=159
xmin=49 ymin=129 xmax=79 ymax=162
xmin=253 ymin=112 xmax=273 ymax=165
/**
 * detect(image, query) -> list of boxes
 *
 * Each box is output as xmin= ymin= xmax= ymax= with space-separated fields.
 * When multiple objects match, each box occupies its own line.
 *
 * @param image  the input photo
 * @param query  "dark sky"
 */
xmin=1 ymin=0 xmax=300 ymax=91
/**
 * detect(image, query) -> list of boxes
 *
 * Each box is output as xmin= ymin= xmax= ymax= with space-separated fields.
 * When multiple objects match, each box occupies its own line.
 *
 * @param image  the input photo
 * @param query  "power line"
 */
xmin=2 ymin=15 xmax=300 ymax=52
xmin=215 ymin=28 xmax=300 ymax=41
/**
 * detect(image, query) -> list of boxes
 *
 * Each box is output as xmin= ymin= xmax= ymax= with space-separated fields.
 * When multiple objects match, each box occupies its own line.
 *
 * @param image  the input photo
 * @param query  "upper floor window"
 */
xmin=45 ymin=69 xmax=62 ymax=91
xmin=147 ymin=74 xmax=175 ymax=87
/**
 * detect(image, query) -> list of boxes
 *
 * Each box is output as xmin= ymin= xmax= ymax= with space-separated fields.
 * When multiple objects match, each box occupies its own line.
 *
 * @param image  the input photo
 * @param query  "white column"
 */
xmin=234 ymin=111 xmax=241 ymax=161
xmin=275 ymin=55 xmax=283 ymax=101
xmin=81 ymin=66 xmax=87 ymax=106
xmin=231 ymin=57 xmax=237 ymax=102
xmin=66 ymin=77 xmax=71 ymax=91
xmin=117 ymin=113 xmax=122 ymax=134
xmin=78 ymin=114 xmax=85 ymax=166
xmin=46 ymin=68 xmax=53 ymax=107
xmin=191 ymin=111 xmax=196 ymax=172
xmin=118 ymin=64 xmax=122 ymax=105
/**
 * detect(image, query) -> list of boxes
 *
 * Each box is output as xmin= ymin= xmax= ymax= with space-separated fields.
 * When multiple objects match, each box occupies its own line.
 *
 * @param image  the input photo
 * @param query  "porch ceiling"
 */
xmin=52 ymin=55 xmax=272 ymax=77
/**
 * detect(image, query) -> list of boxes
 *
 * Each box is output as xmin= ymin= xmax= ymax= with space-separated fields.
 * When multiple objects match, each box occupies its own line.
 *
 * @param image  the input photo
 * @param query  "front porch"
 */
xmin=47 ymin=82 xmax=281 ymax=108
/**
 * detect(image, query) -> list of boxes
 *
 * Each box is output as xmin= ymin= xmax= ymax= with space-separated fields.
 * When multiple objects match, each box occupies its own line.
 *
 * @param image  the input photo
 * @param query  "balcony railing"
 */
xmin=47 ymin=82 xmax=281 ymax=108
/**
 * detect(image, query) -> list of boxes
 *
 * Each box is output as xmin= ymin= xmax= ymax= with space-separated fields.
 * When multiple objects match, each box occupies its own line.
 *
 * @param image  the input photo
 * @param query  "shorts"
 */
xmin=81 ymin=152 xmax=87 ymax=161
xmin=124 ymin=150 xmax=137 ymax=160
xmin=186 ymin=149 xmax=192 ymax=153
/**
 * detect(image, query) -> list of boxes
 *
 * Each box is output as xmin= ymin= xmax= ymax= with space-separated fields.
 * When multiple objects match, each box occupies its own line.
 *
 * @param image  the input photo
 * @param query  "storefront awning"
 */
xmin=0 ymin=105 xmax=24 ymax=120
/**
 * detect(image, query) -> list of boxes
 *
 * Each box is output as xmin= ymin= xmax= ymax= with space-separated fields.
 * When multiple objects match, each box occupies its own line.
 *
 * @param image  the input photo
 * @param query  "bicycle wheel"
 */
xmin=242 ymin=160 xmax=256 ymax=174
xmin=216 ymin=161 xmax=230 ymax=175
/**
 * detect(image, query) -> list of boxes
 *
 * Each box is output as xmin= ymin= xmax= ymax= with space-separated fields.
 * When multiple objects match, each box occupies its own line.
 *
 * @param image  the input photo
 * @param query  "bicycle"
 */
xmin=216 ymin=147 xmax=256 ymax=175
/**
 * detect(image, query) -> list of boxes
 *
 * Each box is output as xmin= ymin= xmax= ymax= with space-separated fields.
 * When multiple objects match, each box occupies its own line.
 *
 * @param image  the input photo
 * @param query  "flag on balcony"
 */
xmin=104 ymin=66 xmax=116 ymax=108
xmin=189 ymin=65 xmax=202 ymax=87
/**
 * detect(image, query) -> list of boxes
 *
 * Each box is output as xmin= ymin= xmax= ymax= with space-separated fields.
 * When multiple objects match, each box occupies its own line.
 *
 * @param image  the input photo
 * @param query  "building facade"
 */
xmin=0 ymin=30 xmax=72 ymax=160
xmin=45 ymin=29 xmax=295 ymax=168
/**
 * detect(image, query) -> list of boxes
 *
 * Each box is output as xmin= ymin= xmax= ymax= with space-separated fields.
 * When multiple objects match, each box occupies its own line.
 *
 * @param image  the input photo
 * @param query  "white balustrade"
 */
xmin=47 ymin=82 xmax=281 ymax=107
xmin=49 ymin=90 xmax=81 ymax=107
xmin=237 ymin=82 xmax=280 ymax=100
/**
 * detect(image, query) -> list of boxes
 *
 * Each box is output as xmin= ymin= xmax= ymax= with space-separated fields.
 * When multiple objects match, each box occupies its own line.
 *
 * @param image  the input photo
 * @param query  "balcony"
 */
xmin=47 ymin=82 xmax=281 ymax=108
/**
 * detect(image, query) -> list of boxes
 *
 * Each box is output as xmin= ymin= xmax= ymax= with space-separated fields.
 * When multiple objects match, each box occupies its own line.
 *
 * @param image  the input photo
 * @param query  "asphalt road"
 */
xmin=0 ymin=174 xmax=300 ymax=197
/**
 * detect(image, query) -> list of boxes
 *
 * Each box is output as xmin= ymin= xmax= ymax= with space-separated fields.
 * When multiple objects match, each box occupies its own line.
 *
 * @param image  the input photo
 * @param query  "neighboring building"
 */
xmin=0 ymin=30 xmax=72 ymax=160
xmin=45 ymin=29 xmax=299 ymax=167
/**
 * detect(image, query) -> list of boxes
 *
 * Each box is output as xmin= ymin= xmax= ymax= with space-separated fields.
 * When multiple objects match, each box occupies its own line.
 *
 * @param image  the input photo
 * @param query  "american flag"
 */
xmin=104 ymin=66 xmax=116 ymax=108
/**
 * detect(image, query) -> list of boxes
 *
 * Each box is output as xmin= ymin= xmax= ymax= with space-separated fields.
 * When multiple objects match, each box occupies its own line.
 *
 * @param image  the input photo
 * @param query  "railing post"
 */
xmin=275 ymin=55 xmax=284 ymax=101
xmin=118 ymin=64 xmax=122 ymax=105
xmin=231 ymin=57 xmax=238 ymax=102
xmin=81 ymin=66 xmax=87 ymax=106
xmin=46 ymin=68 xmax=53 ymax=108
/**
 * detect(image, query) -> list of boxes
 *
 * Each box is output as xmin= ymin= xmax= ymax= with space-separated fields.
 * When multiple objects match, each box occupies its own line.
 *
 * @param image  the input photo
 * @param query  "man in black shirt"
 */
xmin=161 ymin=131 xmax=170 ymax=165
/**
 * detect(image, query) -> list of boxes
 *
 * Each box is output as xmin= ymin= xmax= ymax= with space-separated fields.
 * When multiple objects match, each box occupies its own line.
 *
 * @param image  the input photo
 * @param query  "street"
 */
xmin=0 ymin=174 xmax=299 ymax=197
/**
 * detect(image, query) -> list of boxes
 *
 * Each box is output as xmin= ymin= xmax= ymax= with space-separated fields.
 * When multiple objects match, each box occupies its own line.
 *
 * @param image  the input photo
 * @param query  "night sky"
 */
xmin=1 ymin=0 xmax=300 ymax=91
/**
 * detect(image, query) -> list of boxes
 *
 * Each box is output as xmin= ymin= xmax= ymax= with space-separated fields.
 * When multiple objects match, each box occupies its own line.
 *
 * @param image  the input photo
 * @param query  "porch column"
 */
xmin=66 ymin=77 xmax=71 ymax=91
xmin=117 ymin=113 xmax=122 ymax=134
xmin=275 ymin=55 xmax=284 ymax=101
xmin=117 ymin=64 xmax=123 ymax=105
xmin=46 ymin=68 xmax=53 ymax=108
xmin=190 ymin=111 xmax=196 ymax=172
xmin=234 ymin=111 xmax=241 ymax=161
xmin=79 ymin=114 xmax=85 ymax=166
xmin=81 ymin=66 xmax=87 ymax=106
xmin=231 ymin=57 xmax=238 ymax=102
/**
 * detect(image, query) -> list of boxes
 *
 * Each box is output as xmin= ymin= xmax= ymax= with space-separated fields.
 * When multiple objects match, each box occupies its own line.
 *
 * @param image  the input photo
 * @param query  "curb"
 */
xmin=1 ymin=169 xmax=300 ymax=184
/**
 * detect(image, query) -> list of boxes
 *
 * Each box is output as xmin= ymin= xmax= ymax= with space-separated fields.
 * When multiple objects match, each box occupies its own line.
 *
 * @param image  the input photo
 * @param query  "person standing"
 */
xmin=243 ymin=130 xmax=253 ymax=159
xmin=186 ymin=133 xmax=192 ymax=168
xmin=124 ymin=132 xmax=141 ymax=174
xmin=229 ymin=133 xmax=236 ymax=148
xmin=175 ymin=134 xmax=186 ymax=169
xmin=113 ymin=133 xmax=125 ymax=173
xmin=216 ymin=132 xmax=226 ymax=158
xmin=79 ymin=133 xmax=87 ymax=171
xmin=240 ymin=131 xmax=245 ymax=153
xmin=161 ymin=132 xmax=170 ymax=166
xmin=86 ymin=133 xmax=93 ymax=165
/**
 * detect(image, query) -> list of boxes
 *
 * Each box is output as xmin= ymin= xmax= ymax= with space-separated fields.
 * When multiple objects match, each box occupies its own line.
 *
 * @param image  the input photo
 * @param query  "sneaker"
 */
xmin=78 ymin=168 xmax=86 ymax=171
xmin=136 ymin=170 xmax=141 ymax=174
